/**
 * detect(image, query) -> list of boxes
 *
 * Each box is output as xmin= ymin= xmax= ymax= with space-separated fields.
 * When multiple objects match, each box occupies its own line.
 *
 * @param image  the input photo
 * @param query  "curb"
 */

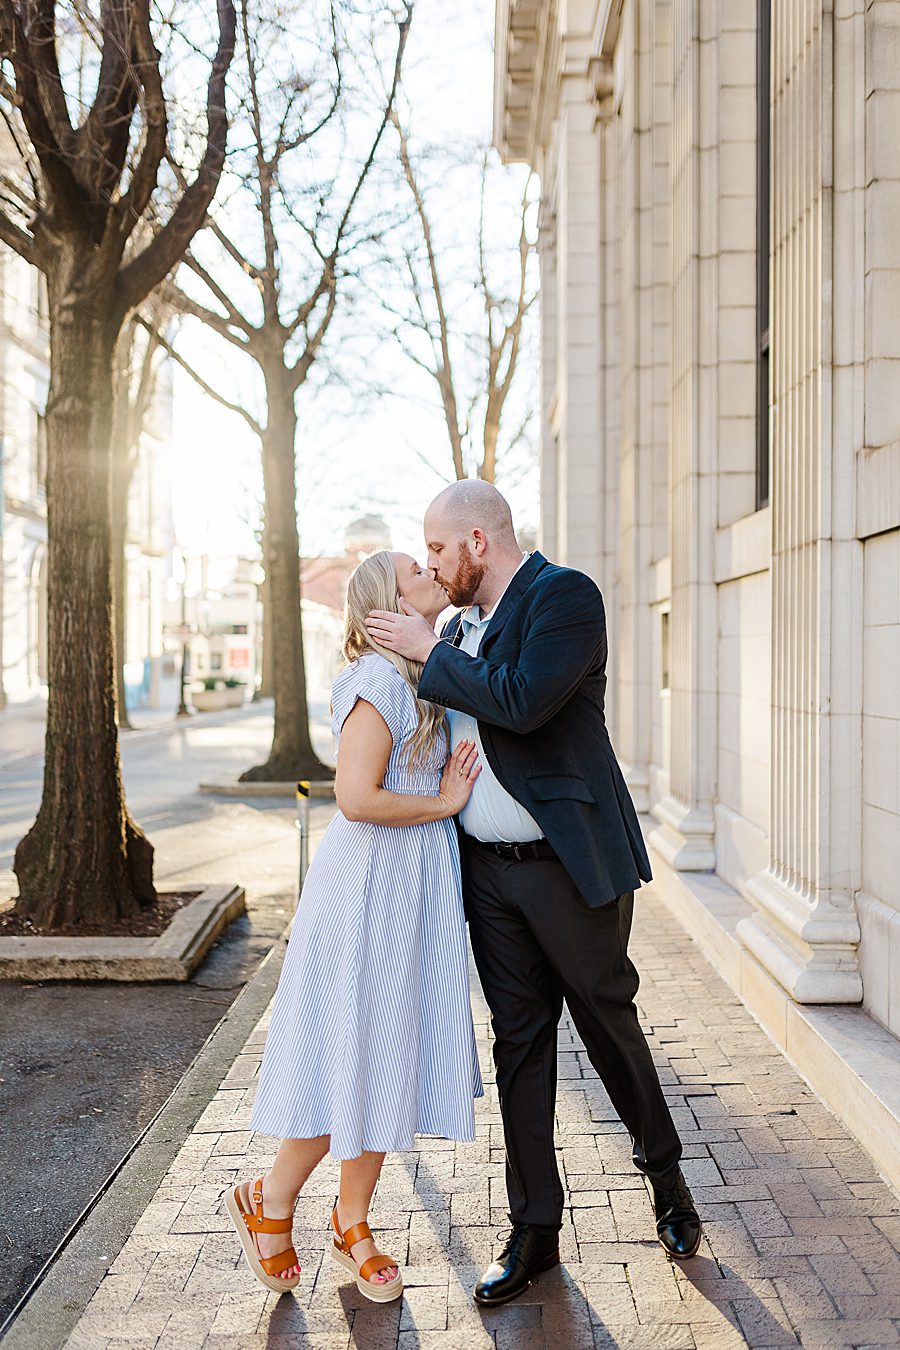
xmin=0 ymin=931 xmax=289 ymax=1350
xmin=0 ymin=885 xmax=246 ymax=982
xmin=199 ymin=779 xmax=336 ymax=799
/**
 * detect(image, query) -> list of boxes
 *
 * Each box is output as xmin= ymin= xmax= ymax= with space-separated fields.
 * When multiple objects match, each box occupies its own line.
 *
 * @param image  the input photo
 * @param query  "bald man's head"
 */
xmin=427 ymin=480 xmax=516 ymax=539
xmin=424 ymin=480 xmax=521 ymax=608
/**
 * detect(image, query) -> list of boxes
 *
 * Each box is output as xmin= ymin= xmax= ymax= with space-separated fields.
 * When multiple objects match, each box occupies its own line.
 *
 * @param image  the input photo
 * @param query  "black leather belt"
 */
xmin=466 ymin=836 xmax=558 ymax=863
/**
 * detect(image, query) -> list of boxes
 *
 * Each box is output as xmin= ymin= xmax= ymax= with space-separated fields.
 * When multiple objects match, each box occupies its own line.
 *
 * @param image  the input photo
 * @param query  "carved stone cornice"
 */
xmin=493 ymin=0 xmax=547 ymax=164
xmin=589 ymin=54 xmax=615 ymax=122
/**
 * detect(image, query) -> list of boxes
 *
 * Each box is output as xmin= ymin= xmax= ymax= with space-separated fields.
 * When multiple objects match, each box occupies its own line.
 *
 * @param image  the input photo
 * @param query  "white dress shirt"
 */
xmin=445 ymin=556 xmax=543 ymax=844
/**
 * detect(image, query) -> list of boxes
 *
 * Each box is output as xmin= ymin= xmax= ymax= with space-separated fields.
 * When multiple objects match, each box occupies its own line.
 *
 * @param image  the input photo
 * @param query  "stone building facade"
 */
xmin=0 ymin=242 xmax=175 ymax=713
xmin=494 ymin=0 xmax=900 ymax=1186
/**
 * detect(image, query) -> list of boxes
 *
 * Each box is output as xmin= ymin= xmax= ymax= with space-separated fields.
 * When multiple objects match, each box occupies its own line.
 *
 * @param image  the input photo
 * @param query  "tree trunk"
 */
xmin=480 ymin=419 xmax=498 ymax=484
xmin=13 ymin=280 xmax=156 ymax=927
xmin=111 ymin=426 xmax=133 ymax=731
xmin=258 ymin=522 xmax=274 ymax=699
xmin=240 ymin=374 xmax=330 ymax=782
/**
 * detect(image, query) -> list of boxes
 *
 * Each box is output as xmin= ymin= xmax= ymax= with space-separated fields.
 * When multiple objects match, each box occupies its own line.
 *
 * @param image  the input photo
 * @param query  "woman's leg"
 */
xmin=336 ymin=1151 xmax=398 ymax=1283
xmin=238 ymin=1134 xmax=330 ymax=1276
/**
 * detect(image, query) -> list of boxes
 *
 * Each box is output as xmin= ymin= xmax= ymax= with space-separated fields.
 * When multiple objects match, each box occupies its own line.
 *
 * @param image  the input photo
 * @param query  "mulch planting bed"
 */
xmin=0 ymin=889 xmax=202 ymax=939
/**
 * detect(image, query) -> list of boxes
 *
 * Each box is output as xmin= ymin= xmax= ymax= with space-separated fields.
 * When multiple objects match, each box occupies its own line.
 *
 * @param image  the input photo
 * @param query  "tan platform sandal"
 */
xmin=330 ymin=1207 xmax=403 ymax=1303
xmin=225 ymin=1175 xmax=301 ymax=1294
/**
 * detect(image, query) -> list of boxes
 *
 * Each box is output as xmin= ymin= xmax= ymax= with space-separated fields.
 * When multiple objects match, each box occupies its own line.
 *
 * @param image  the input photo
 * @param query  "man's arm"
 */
xmin=419 ymin=576 xmax=605 ymax=734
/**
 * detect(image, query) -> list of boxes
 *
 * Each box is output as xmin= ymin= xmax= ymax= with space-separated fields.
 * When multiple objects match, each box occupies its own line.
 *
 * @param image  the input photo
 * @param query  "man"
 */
xmin=366 ymin=481 xmax=701 ymax=1306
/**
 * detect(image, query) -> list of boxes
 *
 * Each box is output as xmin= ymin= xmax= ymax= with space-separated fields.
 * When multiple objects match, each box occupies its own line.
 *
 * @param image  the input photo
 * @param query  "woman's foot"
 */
xmin=335 ymin=1201 xmax=398 ymax=1284
xmin=236 ymin=1175 xmax=300 ymax=1278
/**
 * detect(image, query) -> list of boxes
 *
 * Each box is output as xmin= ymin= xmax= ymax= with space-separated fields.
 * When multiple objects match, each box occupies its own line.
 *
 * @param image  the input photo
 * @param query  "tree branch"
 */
xmin=162 ymin=281 xmax=254 ymax=354
xmin=284 ymin=2 xmax=413 ymax=342
xmin=182 ymin=251 xmax=257 ymax=339
xmin=116 ymin=0 xmax=236 ymax=317
xmin=393 ymin=111 xmax=464 ymax=479
xmin=0 ymin=0 xmax=82 ymax=221
xmin=137 ymin=315 xmax=263 ymax=439
xmin=0 ymin=202 xmax=35 ymax=262
xmin=103 ymin=1 xmax=167 ymax=253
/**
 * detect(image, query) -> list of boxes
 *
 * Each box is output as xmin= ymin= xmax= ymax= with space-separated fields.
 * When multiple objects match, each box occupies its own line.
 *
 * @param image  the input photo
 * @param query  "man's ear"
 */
xmin=472 ymin=528 xmax=488 ymax=556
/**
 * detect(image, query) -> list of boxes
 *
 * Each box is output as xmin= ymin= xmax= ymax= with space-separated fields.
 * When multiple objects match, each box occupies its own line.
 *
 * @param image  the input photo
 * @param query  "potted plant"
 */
xmin=191 ymin=677 xmax=229 ymax=713
xmin=223 ymin=676 xmax=246 ymax=708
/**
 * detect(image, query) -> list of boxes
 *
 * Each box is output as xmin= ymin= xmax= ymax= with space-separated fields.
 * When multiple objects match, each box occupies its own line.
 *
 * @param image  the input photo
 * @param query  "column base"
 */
xmin=739 ymin=868 xmax=863 ymax=1005
xmin=647 ymin=795 xmax=715 ymax=871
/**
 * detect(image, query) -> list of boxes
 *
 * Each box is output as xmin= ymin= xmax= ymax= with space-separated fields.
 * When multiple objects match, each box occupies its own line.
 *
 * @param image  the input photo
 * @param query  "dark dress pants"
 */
xmin=462 ymin=839 xmax=682 ymax=1230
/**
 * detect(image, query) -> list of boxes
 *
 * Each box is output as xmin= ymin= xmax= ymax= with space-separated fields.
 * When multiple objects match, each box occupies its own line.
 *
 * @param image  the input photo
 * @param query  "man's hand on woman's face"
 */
xmin=365 ymin=599 xmax=440 ymax=664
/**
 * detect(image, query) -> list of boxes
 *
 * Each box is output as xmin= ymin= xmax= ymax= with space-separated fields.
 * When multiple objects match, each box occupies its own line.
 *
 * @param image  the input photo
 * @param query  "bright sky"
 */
xmin=169 ymin=0 xmax=539 ymax=567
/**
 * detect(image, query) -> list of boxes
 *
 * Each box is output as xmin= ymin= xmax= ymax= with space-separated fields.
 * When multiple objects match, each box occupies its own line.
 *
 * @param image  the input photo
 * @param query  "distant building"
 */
xmin=343 ymin=514 xmax=393 ymax=558
xmin=121 ymin=364 xmax=177 ymax=712
xmin=300 ymin=514 xmax=393 ymax=616
xmin=0 ymin=243 xmax=48 ymax=710
xmin=0 ymin=157 xmax=175 ymax=714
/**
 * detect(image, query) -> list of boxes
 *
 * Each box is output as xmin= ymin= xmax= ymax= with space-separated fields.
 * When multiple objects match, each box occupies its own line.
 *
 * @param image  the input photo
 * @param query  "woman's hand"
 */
xmin=438 ymin=739 xmax=481 ymax=817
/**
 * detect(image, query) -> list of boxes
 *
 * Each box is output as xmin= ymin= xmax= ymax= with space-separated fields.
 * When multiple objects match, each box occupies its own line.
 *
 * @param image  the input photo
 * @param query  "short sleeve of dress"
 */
xmin=331 ymin=656 xmax=412 ymax=747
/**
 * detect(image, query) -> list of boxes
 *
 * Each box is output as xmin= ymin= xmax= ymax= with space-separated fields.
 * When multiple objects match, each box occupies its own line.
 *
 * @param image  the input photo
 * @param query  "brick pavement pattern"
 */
xmin=65 ymin=885 xmax=900 ymax=1349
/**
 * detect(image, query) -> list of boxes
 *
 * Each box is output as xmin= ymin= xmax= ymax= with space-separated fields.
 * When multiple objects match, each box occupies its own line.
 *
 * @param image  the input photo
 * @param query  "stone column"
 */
xmin=614 ymin=0 xmax=672 ymax=814
xmin=550 ymin=51 xmax=605 ymax=583
xmin=738 ymin=0 xmax=863 ymax=1003
xmin=648 ymin=0 xmax=718 ymax=868
xmin=537 ymin=203 xmax=559 ymax=560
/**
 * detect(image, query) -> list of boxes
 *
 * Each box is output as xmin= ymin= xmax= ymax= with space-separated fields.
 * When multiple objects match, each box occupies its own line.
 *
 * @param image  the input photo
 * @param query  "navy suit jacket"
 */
xmin=417 ymin=551 xmax=652 ymax=908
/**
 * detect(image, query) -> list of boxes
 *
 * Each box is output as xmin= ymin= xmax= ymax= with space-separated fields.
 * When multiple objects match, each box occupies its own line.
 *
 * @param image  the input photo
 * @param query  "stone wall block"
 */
xmin=865 ymin=1 xmax=900 ymax=94
xmin=864 ymin=358 xmax=900 ymax=449
xmin=865 ymin=89 xmax=900 ymax=182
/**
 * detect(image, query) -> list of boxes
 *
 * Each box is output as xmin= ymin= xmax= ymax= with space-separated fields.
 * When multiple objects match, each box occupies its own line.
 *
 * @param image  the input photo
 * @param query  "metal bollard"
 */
xmin=296 ymin=780 xmax=310 ymax=898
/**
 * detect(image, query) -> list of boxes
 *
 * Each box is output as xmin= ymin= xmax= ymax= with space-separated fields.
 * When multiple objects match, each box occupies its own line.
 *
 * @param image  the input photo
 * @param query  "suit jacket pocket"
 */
xmin=528 ymin=772 xmax=595 ymax=803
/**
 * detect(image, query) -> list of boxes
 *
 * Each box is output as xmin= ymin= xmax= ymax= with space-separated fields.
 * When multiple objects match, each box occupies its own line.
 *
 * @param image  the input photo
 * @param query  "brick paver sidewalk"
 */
xmin=64 ymin=885 xmax=899 ymax=1349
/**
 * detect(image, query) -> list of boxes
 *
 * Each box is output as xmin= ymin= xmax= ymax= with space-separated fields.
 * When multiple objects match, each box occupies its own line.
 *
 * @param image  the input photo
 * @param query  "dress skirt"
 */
xmin=249 ymin=653 xmax=483 ymax=1158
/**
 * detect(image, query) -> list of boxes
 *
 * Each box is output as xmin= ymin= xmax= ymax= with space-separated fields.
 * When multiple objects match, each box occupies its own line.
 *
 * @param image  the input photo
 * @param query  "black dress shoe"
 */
xmin=473 ymin=1224 xmax=560 ymax=1306
xmin=651 ymin=1170 xmax=702 ymax=1258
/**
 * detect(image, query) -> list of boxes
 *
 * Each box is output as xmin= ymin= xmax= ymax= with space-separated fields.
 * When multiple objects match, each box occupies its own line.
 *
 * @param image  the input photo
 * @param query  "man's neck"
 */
xmin=473 ymin=552 xmax=527 ymax=616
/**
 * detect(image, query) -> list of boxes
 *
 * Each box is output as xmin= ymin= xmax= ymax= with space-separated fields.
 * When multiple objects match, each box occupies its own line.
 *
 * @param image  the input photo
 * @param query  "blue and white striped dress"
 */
xmin=250 ymin=653 xmax=483 ymax=1158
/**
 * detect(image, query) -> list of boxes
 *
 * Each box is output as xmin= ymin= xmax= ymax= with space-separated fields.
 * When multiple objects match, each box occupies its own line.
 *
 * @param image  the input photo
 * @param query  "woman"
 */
xmin=226 ymin=551 xmax=483 ymax=1304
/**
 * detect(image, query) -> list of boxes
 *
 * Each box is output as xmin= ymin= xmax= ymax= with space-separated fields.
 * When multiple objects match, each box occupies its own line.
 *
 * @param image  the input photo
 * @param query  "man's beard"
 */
xmin=440 ymin=544 xmax=486 ymax=608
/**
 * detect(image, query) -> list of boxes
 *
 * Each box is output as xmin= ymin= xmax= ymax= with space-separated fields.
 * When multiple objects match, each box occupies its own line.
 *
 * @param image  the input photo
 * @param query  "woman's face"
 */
xmin=392 ymin=552 xmax=448 ymax=622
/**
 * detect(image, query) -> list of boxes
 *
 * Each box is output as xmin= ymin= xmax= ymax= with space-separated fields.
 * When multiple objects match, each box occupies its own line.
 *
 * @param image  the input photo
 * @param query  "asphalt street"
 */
xmin=0 ymin=701 xmax=335 ymax=1325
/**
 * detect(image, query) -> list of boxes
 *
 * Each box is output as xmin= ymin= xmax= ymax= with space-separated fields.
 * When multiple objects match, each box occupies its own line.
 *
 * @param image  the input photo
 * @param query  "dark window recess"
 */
xmin=756 ymin=0 xmax=772 ymax=510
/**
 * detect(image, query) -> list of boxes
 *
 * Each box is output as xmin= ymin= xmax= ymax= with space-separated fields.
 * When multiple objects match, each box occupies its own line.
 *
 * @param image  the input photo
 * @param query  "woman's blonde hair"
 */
xmin=342 ymin=551 xmax=446 ymax=770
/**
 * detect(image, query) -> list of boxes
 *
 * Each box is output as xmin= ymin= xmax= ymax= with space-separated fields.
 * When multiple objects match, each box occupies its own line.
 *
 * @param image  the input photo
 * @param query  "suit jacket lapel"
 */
xmin=480 ymin=551 xmax=548 ymax=652
xmin=439 ymin=610 xmax=464 ymax=649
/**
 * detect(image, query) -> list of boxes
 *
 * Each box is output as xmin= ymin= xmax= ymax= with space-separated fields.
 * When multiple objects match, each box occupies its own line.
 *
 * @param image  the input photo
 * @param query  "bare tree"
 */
xmin=111 ymin=296 xmax=171 ymax=730
xmin=165 ymin=0 xmax=412 ymax=783
xmin=384 ymin=118 xmax=537 ymax=483
xmin=0 ymin=1 xmax=236 ymax=928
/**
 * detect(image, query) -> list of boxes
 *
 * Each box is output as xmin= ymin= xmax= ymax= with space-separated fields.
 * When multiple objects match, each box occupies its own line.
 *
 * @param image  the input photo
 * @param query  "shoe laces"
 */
xmin=656 ymin=1178 xmax=691 ymax=1211
xmin=496 ymin=1225 xmax=529 ymax=1261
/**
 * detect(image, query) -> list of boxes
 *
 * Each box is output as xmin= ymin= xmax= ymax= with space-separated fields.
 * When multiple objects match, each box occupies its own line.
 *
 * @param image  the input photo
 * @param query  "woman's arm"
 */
xmin=334 ymin=699 xmax=479 ymax=825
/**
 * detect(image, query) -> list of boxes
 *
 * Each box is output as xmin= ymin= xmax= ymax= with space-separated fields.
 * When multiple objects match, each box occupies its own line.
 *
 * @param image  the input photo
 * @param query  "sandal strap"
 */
xmin=243 ymin=1210 xmax=293 ymax=1235
xmin=359 ymin=1253 xmax=396 ymax=1283
xmin=241 ymin=1177 xmax=293 ymax=1235
xmin=341 ymin=1220 xmax=373 ymax=1250
xmin=259 ymin=1246 xmax=299 ymax=1277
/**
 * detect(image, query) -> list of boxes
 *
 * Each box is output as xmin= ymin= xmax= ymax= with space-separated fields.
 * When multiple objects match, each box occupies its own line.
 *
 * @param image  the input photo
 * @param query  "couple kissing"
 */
xmin=225 ymin=479 xmax=701 ymax=1307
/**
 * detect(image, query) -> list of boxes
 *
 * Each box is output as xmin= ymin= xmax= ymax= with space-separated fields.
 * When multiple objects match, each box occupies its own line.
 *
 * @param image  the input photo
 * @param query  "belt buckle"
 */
xmin=512 ymin=843 xmax=523 ymax=862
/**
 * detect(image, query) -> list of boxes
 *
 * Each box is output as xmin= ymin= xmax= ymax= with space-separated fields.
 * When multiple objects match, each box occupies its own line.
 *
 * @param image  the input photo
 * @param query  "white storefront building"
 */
xmin=494 ymin=0 xmax=900 ymax=1185
xmin=0 ymin=240 xmax=175 ymax=715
